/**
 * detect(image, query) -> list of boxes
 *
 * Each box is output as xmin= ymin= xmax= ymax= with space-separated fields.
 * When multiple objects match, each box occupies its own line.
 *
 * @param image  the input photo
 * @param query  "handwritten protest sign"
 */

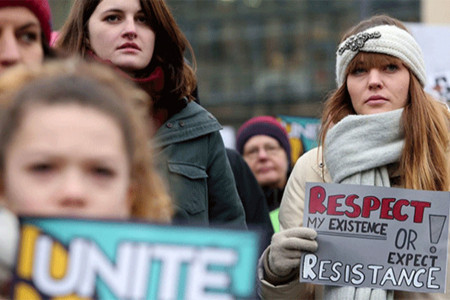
xmin=429 ymin=70 xmax=450 ymax=106
xmin=407 ymin=23 xmax=450 ymax=106
xmin=300 ymin=182 xmax=449 ymax=293
xmin=12 ymin=217 xmax=261 ymax=300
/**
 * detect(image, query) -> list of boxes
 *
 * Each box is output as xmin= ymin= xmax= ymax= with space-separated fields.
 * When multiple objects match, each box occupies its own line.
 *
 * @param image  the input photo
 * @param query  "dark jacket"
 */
xmin=263 ymin=186 xmax=284 ymax=212
xmin=153 ymin=101 xmax=246 ymax=228
xmin=226 ymin=148 xmax=274 ymax=249
xmin=262 ymin=165 xmax=292 ymax=212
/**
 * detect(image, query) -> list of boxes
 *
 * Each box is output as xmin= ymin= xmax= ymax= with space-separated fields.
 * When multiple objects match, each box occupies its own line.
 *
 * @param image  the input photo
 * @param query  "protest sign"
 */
xmin=277 ymin=115 xmax=320 ymax=165
xmin=300 ymin=182 xmax=449 ymax=293
xmin=407 ymin=23 xmax=450 ymax=106
xmin=11 ymin=217 xmax=261 ymax=300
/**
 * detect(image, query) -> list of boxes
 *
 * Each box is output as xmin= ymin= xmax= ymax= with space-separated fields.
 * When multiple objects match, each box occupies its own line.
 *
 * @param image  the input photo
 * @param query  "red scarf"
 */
xmin=86 ymin=51 xmax=167 ymax=129
xmin=86 ymin=50 xmax=164 ymax=92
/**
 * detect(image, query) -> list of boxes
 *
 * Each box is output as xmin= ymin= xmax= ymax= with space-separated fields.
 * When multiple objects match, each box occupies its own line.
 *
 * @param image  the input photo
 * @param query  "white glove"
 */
xmin=267 ymin=227 xmax=318 ymax=277
xmin=0 ymin=207 xmax=19 ymax=285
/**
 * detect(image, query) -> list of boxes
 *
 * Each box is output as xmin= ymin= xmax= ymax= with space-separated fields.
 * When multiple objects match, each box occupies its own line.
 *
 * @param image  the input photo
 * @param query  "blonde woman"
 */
xmin=259 ymin=15 xmax=449 ymax=300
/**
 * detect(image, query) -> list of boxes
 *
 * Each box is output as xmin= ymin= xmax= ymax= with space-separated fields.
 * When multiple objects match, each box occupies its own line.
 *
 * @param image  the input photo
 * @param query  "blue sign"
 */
xmin=12 ymin=217 xmax=261 ymax=300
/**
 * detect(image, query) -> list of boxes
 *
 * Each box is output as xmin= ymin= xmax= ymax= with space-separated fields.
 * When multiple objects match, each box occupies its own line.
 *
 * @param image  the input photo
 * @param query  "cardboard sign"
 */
xmin=407 ymin=23 xmax=450 ymax=106
xmin=300 ymin=182 xmax=449 ymax=293
xmin=429 ymin=71 xmax=450 ymax=106
xmin=12 ymin=217 xmax=261 ymax=300
xmin=277 ymin=115 xmax=320 ymax=165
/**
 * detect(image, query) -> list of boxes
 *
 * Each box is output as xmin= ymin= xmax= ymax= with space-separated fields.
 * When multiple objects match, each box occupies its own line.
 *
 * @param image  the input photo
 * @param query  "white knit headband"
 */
xmin=335 ymin=24 xmax=426 ymax=87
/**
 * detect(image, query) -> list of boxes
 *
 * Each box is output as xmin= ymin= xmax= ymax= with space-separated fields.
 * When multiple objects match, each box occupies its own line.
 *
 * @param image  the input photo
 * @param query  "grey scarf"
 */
xmin=323 ymin=109 xmax=404 ymax=300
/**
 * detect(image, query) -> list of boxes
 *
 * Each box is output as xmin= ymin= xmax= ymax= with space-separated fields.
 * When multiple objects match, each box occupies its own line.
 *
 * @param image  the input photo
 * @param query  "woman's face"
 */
xmin=3 ymin=104 xmax=132 ymax=219
xmin=87 ymin=0 xmax=156 ymax=74
xmin=0 ymin=7 xmax=44 ymax=74
xmin=243 ymin=135 xmax=289 ymax=189
xmin=347 ymin=58 xmax=410 ymax=115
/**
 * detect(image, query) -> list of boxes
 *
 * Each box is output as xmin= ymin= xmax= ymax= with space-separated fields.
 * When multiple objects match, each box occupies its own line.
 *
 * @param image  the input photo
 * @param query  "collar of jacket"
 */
xmin=153 ymin=101 xmax=222 ymax=147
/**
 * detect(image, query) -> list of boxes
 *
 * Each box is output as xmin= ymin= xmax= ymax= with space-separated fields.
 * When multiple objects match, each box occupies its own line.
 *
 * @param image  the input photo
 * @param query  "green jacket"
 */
xmin=154 ymin=101 xmax=246 ymax=228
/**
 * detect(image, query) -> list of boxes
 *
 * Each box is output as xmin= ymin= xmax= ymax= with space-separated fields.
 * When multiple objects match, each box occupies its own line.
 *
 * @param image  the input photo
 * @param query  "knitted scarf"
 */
xmin=322 ymin=109 xmax=404 ymax=300
xmin=86 ymin=50 xmax=164 ymax=92
xmin=85 ymin=51 xmax=188 ymax=128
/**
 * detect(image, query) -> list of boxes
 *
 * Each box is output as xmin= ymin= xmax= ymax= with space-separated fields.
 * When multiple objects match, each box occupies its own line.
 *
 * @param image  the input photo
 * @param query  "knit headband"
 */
xmin=336 ymin=24 xmax=426 ymax=87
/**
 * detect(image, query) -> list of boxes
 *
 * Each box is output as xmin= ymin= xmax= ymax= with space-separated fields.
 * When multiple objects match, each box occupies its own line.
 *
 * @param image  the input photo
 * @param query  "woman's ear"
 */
xmin=84 ymin=29 xmax=92 ymax=51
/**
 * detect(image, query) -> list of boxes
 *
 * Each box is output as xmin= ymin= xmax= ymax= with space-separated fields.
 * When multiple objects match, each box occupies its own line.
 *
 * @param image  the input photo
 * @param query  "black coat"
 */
xmin=226 ymin=148 xmax=274 ymax=250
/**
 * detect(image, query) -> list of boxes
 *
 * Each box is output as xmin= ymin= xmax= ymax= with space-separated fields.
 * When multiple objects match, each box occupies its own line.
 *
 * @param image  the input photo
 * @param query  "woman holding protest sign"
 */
xmin=0 ymin=59 xmax=173 ymax=294
xmin=258 ymin=14 xmax=450 ymax=299
xmin=55 ymin=0 xmax=246 ymax=227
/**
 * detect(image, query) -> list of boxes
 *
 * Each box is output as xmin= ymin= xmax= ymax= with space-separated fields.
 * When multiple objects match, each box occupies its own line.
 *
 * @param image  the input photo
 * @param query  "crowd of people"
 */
xmin=0 ymin=0 xmax=448 ymax=299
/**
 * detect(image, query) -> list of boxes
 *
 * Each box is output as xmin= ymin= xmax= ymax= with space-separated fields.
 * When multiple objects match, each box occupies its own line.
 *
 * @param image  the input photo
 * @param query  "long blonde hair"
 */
xmin=0 ymin=59 xmax=173 ymax=221
xmin=319 ymin=15 xmax=449 ymax=191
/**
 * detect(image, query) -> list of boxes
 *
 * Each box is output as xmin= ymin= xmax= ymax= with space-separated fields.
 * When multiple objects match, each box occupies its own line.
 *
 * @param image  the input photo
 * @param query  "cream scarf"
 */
xmin=323 ymin=109 xmax=404 ymax=300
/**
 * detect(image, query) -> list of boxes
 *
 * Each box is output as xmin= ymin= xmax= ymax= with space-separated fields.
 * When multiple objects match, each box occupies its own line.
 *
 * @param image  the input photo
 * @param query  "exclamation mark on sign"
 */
xmin=429 ymin=214 xmax=447 ymax=253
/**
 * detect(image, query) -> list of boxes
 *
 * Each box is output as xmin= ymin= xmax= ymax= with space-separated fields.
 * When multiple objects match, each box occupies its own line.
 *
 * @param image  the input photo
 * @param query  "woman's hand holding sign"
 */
xmin=264 ymin=227 xmax=318 ymax=284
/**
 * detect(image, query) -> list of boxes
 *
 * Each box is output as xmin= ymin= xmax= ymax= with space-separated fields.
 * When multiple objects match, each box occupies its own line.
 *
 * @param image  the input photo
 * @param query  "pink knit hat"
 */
xmin=0 ymin=0 xmax=52 ymax=44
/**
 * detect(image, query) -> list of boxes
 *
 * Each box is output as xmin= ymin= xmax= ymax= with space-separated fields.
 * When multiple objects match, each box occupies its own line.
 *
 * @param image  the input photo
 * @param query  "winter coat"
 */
xmin=258 ymin=147 xmax=450 ymax=300
xmin=153 ymin=101 xmax=246 ymax=228
xmin=226 ymin=148 xmax=274 ymax=249
xmin=0 ymin=207 xmax=18 ymax=297
xmin=263 ymin=186 xmax=284 ymax=213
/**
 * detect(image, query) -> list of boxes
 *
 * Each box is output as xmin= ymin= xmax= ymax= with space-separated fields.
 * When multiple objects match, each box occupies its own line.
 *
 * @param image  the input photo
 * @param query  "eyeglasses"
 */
xmin=243 ymin=144 xmax=282 ymax=160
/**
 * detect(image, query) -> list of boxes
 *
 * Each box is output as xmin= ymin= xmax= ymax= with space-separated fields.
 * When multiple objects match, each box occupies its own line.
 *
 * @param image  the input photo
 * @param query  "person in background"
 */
xmin=195 ymin=78 xmax=273 ymax=245
xmin=0 ymin=59 xmax=173 ymax=294
xmin=258 ymin=14 xmax=449 ymax=299
xmin=0 ymin=0 xmax=57 ymax=74
xmin=0 ymin=0 xmax=58 ymax=294
xmin=226 ymin=148 xmax=274 ymax=249
xmin=55 ymin=0 xmax=246 ymax=228
xmin=236 ymin=116 xmax=292 ymax=232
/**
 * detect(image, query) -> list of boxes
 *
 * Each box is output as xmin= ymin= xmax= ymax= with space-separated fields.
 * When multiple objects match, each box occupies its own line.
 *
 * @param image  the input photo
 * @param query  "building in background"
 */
xmin=50 ymin=0 xmax=447 ymax=129
xmin=422 ymin=0 xmax=450 ymax=24
xmin=165 ymin=0 xmax=421 ymax=128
